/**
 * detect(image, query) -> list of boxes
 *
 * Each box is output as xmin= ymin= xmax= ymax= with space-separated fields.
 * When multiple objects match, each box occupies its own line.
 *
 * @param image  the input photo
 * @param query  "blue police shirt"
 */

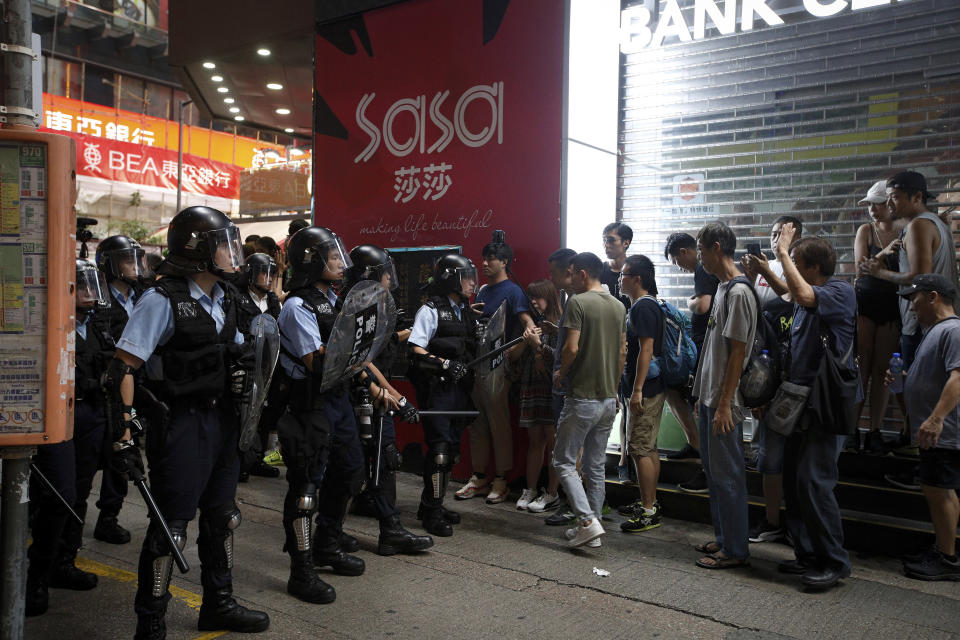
xmin=110 ymin=284 xmax=136 ymax=317
xmin=116 ymin=279 xmax=243 ymax=365
xmin=278 ymin=286 xmax=338 ymax=380
xmin=409 ymin=295 xmax=464 ymax=351
xmin=76 ymin=313 xmax=90 ymax=341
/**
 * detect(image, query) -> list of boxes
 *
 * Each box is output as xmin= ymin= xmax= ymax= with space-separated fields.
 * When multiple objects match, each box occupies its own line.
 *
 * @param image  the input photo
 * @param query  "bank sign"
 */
xmin=622 ymin=0 xmax=909 ymax=50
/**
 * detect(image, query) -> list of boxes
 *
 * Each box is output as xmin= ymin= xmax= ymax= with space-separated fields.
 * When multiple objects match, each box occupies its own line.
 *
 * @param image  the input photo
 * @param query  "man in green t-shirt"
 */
xmin=553 ymin=252 xmax=627 ymax=548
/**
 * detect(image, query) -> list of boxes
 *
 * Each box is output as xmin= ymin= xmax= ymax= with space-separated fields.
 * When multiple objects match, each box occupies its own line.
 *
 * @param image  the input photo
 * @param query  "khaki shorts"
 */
xmin=627 ymin=391 xmax=665 ymax=458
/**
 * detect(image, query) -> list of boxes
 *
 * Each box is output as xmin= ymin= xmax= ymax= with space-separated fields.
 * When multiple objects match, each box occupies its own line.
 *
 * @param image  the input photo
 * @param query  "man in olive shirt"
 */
xmin=553 ymin=253 xmax=627 ymax=549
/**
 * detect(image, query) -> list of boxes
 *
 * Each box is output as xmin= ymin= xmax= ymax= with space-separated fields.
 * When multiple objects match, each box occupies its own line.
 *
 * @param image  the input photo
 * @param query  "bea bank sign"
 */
xmin=622 ymin=0 xmax=908 ymax=50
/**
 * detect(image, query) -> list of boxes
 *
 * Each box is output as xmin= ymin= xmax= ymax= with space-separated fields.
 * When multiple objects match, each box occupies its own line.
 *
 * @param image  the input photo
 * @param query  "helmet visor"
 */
xmin=379 ymin=257 xmax=399 ymax=291
xmin=208 ymin=225 xmax=244 ymax=274
xmin=77 ymin=264 xmax=108 ymax=308
xmin=249 ymin=262 xmax=277 ymax=290
xmin=308 ymin=236 xmax=353 ymax=281
xmin=108 ymin=247 xmax=153 ymax=283
xmin=455 ymin=266 xmax=477 ymax=295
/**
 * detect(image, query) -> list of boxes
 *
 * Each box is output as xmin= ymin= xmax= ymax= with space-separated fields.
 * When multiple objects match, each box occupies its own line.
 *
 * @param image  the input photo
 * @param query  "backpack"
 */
xmin=724 ymin=276 xmax=783 ymax=408
xmin=641 ymin=296 xmax=698 ymax=388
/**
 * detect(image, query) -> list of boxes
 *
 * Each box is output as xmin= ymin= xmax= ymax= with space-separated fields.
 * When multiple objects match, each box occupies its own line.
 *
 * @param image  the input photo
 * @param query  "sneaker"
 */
xmin=566 ymin=518 xmax=604 ymax=548
xmin=516 ymin=488 xmax=538 ymax=510
xmin=263 ymin=448 xmax=284 ymax=466
xmin=620 ymin=509 xmax=662 ymax=533
xmin=748 ymin=518 xmax=785 ymax=543
xmin=485 ymin=477 xmax=509 ymax=504
xmin=903 ymin=548 xmax=960 ymax=581
xmin=863 ymin=430 xmax=885 ymax=455
xmin=586 ymin=538 xmax=602 ymax=548
xmin=678 ymin=469 xmax=709 ymax=494
xmin=527 ymin=491 xmax=560 ymax=513
xmin=561 ymin=526 xmax=601 ymax=547
xmin=884 ymin=471 xmax=921 ymax=491
xmin=666 ymin=444 xmax=700 ymax=460
xmin=454 ymin=475 xmax=489 ymax=500
xmin=545 ymin=508 xmax=577 ymax=526
xmin=617 ymin=499 xmax=644 ymax=517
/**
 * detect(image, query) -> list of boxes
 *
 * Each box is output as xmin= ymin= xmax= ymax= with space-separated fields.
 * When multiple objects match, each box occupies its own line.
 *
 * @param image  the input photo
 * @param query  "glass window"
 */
xmin=84 ymin=65 xmax=117 ymax=109
xmin=44 ymin=56 xmax=81 ymax=99
xmin=145 ymin=82 xmax=172 ymax=119
xmin=118 ymin=76 xmax=146 ymax=114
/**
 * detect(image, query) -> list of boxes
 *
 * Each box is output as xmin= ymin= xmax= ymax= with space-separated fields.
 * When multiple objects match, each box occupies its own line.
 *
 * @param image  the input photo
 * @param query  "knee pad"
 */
xmin=296 ymin=482 xmax=318 ymax=512
xmin=430 ymin=442 xmax=451 ymax=468
xmin=146 ymin=519 xmax=187 ymax=598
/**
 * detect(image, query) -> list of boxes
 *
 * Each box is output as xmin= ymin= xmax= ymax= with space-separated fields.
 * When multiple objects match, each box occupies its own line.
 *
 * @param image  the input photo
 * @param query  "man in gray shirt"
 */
xmin=898 ymin=274 xmax=960 ymax=581
xmin=691 ymin=222 xmax=756 ymax=570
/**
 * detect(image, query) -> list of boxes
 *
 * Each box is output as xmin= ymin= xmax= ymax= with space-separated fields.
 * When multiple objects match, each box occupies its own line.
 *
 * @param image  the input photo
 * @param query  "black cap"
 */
xmin=887 ymin=171 xmax=935 ymax=200
xmin=899 ymin=273 xmax=957 ymax=300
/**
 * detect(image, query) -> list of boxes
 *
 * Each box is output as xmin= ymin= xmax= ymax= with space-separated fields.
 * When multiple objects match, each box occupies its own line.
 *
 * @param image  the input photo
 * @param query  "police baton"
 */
xmin=464 ymin=336 xmax=524 ymax=369
xmin=416 ymin=411 xmax=480 ymax=417
xmin=29 ymin=463 xmax=83 ymax=526
xmin=372 ymin=411 xmax=385 ymax=488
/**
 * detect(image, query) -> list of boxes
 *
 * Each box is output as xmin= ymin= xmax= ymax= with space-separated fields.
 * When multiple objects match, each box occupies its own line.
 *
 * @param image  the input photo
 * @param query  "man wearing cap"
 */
xmin=860 ymin=171 xmax=958 ymax=369
xmin=895 ymin=274 xmax=960 ymax=581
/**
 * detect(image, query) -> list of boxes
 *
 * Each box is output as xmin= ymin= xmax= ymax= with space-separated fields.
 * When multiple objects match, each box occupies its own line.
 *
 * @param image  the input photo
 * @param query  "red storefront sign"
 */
xmin=48 ymin=130 xmax=239 ymax=199
xmin=313 ymin=0 xmax=564 ymax=286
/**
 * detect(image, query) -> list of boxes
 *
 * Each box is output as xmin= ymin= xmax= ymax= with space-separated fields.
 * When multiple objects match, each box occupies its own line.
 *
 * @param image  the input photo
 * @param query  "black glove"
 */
xmin=111 ymin=440 xmax=144 ymax=481
xmin=445 ymin=360 xmax=469 ymax=382
xmin=397 ymin=397 xmax=419 ymax=423
xmin=230 ymin=367 xmax=247 ymax=397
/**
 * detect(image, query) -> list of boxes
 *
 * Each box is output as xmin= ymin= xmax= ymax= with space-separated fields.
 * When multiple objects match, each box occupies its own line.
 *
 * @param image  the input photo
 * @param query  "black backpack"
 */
xmin=725 ymin=276 xmax=783 ymax=408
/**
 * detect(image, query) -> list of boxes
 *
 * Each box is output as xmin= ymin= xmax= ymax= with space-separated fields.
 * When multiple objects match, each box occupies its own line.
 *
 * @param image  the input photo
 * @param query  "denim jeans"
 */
xmin=698 ymin=403 xmax=750 ymax=559
xmin=553 ymin=397 xmax=616 ymax=523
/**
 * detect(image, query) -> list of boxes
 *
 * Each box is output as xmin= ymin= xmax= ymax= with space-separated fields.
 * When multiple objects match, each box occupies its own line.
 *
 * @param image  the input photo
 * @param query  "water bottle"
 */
xmin=889 ymin=353 xmax=904 ymax=394
xmin=743 ymin=349 xmax=773 ymax=399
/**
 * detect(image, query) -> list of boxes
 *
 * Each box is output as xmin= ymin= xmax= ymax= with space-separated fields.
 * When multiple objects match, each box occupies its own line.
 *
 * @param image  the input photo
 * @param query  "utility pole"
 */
xmin=1 ymin=0 xmax=35 ymax=128
xmin=176 ymin=98 xmax=192 ymax=212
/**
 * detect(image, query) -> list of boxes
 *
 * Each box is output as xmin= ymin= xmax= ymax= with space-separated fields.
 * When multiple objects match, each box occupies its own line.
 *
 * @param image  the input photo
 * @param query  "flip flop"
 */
xmin=696 ymin=553 xmax=750 ymax=570
xmin=694 ymin=541 xmax=721 ymax=554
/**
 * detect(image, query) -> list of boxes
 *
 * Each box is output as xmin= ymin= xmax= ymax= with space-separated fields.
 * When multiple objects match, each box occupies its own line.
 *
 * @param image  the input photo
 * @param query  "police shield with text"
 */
xmin=103 ymin=206 xmax=269 ymax=639
xmin=93 ymin=234 xmax=154 ymax=544
xmin=233 ymin=252 xmax=284 ymax=480
xmin=276 ymin=225 xmax=380 ymax=604
xmin=408 ymin=253 xmax=480 ymax=537
xmin=25 ymin=260 xmax=109 ymax=617
xmin=341 ymin=245 xmax=434 ymax=555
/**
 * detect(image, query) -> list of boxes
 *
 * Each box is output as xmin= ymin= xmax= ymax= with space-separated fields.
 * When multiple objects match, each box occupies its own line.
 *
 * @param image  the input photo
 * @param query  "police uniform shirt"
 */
xmin=408 ymin=295 xmax=464 ymax=350
xmin=76 ymin=313 xmax=90 ymax=340
xmin=248 ymin=288 xmax=269 ymax=314
xmin=278 ymin=286 xmax=338 ymax=380
xmin=116 ymin=279 xmax=243 ymax=365
xmin=110 ymin=284 xmax=137 ymax=317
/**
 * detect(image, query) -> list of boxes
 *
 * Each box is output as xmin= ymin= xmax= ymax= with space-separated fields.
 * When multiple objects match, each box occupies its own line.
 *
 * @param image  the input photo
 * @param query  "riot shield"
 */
xmin=238 ymin=313 xmax=281 ymax=452
xmin=475 ymin=300 xmax=507 ymax=395
xmin=319 ymin=280 xmax=396 ymax=393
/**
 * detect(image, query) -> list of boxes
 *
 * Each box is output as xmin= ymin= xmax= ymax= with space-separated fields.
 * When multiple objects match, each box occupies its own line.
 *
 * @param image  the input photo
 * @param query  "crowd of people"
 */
xmin=20 ymin=170 xmax=960 ymax=639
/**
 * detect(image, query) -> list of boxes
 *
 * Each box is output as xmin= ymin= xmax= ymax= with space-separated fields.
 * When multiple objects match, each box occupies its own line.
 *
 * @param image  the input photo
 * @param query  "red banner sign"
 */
xmin=47 ymin=130 xmax=239 ymax=199
xmin=313 ymin=0 xmax=564 ymax=286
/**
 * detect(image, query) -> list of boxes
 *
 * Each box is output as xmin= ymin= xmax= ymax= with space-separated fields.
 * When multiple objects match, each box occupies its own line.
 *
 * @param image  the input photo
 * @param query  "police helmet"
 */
xmin=434 ymin=253 xmax=477 ymax=296
xmin=95 ymin=234 xmax=153 ymax=285
xmin=244 ymin=252 xmax=278 ymax=294
xmin=76 ymin=258 xmax=108 ymax=310
xmin=284 ymin=226 xmax=352 ymax=291
xmin=345 ymin=244 xmax=398 ymax=291
xmin=157 ymin=206 xmax=243 ymax=278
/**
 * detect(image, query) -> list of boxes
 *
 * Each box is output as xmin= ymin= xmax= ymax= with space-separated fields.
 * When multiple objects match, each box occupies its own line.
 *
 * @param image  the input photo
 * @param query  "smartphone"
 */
xmin=746 ymin=243 xmax=762 ymax=257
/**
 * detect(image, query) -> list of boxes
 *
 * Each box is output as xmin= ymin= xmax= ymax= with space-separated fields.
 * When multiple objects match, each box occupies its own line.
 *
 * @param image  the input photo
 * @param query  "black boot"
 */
xmin=94 ymin=512 xmax=131 ymax=545
xmin=287 ymin=551 xmax=336 ymax=604
xmin=420 ymin=508 xmax=454 ymax=537
xmin=339 ymin=532 xmax=360 ymax=553
xmin=48 ymin=553 xmax=98 ymax=591
xmin=134 ymin=613 xmax=166 ymax=640
xmin=378 ymin=515 xmax=434 ymax=555
xmin=418 ymin=504 xmax=461 ymax=525
xmin=312 ymin=532 xmax=365 ymax=576
xmin=197 ymin=587 xmax=270 ymax=633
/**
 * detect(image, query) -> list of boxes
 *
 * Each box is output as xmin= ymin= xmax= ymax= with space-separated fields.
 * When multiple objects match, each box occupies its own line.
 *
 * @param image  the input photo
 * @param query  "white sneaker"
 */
xmin=485 ymin=477 xmax=509 ymax=504
xmin=527 ymin=491 xmax=560 ymax=513
xmin=516 ymin=488 xmax=538 ymax=510
xmin=567 ymin=518 xmax=604 ymax=548
xmin=586 ymin=538 xmax=601 ymax=548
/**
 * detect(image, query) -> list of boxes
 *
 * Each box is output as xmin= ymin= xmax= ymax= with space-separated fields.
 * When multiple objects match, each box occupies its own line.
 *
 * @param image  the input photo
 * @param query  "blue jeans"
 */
xmin=755 ymin=420 xmax=786 ymax=475
xmin=553 ymin=397 xmax=616 ymax=523
xmin=698 ymin=403 xmax=750 ymax=559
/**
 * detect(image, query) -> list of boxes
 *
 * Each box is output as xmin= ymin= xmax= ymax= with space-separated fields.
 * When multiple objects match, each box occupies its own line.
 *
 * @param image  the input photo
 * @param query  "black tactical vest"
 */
xmin=235 ymin=288 xmax=281 ymax=337
xmin=98 ymin=284 xmax=141 ymax=341
xmin=291 ymin=286 xmax=339 ymax=344
xmin=425 ymin=295 xmax=477 ymax=360
xmin=75 ymin=311 xmax=116 ymax=399
xmin=153 ymin=277 xmax=238 ymax=398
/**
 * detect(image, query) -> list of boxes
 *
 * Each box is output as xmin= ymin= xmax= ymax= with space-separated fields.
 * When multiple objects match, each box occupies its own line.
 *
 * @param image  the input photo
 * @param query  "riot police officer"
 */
xmin=25 ymin=259 xmax=108 ymax=616
xmin=278 ymin=226 xmax=402 ymax=604
xmin=103 ymin=206 xmax=269 ymax=639
xmin=91 ymin=234 xmax=153 ymax=544
xmin=234 ymin=252 xmax=283 ymax=481
xmin=342 ymin=245 xmax=433 ymax=555
xmin=408 ymin=253 xmax=480 ymax=537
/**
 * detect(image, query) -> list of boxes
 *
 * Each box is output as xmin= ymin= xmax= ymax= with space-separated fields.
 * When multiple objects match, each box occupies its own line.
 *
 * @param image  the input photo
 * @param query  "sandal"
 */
xmin=696 ymin=553 xmax=750 ymax=570
xmin=694 ymin=541 xmax=721 ymax=554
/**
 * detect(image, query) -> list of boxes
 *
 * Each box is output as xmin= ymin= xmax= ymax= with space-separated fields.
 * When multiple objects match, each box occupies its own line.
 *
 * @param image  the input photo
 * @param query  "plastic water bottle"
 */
xmin=743 ymin=349 xmax=773 ymax=399
xmin=889 ymin=353 xmax=904 ymax=394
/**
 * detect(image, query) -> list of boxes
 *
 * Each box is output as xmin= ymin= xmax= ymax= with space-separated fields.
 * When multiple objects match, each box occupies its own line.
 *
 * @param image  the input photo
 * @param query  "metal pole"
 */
xmin=1 ymin=447 xmax=36 ymax=640
xmin=1 ymin=0 xmax=34 ymax=129
xmin=176 ymin=99 xmax=192 ymax=211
